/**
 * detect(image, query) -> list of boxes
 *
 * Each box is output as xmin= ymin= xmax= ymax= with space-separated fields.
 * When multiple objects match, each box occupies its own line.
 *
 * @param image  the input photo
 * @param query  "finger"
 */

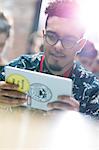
xmin=47 ymin=109 xmax=64 ymax=116
xmin=48 ymin=102 xmax=78 ymax=111
xmin=58 ymin=95 xmax=79 ymax=108
xmin=0 ymin=81 xmax=18 ymax=90
xmin=0 ymin=89 xmax=27 ymax=99
xmin=0 ymin=96 xmax=27 ymax=106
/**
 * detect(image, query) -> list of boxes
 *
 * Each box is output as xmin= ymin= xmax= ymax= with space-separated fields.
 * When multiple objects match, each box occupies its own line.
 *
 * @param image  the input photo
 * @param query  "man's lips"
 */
xmin=50 ymin=52 xmax=65 ymax=58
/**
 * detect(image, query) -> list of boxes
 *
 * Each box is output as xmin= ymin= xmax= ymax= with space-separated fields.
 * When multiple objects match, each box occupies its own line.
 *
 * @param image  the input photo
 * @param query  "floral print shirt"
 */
xmin=0 ymin=52 xmax=99 ymax=118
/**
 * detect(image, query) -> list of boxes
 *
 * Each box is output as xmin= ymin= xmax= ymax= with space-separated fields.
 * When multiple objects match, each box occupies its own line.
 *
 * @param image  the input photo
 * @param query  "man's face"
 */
xmin=0 ymin=32 xmax=8 ymax=53
xmin=43 ymin=16 xmax=85 ymax=74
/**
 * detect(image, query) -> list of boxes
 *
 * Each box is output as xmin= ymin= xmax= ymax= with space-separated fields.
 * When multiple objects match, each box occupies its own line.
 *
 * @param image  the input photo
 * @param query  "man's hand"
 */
xmin=47 ymin=95 xmax=79 ymax=112
xmin=0 ymin=81 xmax=28 ymax=106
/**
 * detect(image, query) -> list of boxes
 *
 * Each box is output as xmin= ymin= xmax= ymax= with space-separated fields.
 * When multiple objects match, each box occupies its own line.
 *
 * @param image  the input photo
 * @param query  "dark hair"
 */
xmin=0 ymin=12 xmax=11 ymax=38
xmin=78 ymin=40 xmax=98 ymax=58
xmin=45 ymin=0 xmax=80 ymax=28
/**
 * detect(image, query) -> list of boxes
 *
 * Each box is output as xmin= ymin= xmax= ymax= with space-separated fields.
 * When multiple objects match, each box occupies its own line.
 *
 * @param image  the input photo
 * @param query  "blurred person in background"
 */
xmin=28 ymin=31 xmax=43 ymax=54
xmin=76 ymin=40 xmax=98 ymax=71
xmin=0 ymin=12 xmax=11 ymax=68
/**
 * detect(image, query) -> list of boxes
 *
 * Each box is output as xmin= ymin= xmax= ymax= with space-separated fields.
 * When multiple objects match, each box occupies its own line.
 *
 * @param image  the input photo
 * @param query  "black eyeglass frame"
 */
xmin=44 ymin=30 xmax=83 ymax=49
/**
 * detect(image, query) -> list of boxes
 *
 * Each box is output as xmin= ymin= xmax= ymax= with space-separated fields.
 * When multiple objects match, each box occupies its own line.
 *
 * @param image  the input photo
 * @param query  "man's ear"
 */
xmin=42 ymin=30 xmax=46 ymax=52
xmin=42 ymin=30 xmax=45 ymax=38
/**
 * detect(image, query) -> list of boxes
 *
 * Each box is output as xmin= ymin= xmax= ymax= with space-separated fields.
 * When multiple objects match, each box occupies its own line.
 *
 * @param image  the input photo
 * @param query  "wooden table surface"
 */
xmin=0 ymin=106 xmax=98 ymax=150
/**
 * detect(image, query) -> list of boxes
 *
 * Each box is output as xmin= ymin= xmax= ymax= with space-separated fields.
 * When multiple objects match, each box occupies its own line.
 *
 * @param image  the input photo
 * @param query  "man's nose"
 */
xmin=54 ymin=40 xmax=63 ymax=49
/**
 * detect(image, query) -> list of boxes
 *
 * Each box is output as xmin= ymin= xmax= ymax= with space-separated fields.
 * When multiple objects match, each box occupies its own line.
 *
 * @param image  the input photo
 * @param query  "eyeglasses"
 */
xmin=44 ymin=31 xmax=82 ymax=49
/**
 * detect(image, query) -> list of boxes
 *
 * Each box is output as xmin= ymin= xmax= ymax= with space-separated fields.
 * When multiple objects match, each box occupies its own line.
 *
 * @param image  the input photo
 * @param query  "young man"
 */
xmin=0 ymin=1 xmax=98 ymax=118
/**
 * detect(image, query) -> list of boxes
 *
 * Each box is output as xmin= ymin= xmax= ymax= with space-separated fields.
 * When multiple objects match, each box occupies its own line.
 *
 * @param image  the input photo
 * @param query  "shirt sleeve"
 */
xmin=86 ymin=91 xmax=99 ymax=119
xmin=80 ymin=78 xmax=99 ymax=119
